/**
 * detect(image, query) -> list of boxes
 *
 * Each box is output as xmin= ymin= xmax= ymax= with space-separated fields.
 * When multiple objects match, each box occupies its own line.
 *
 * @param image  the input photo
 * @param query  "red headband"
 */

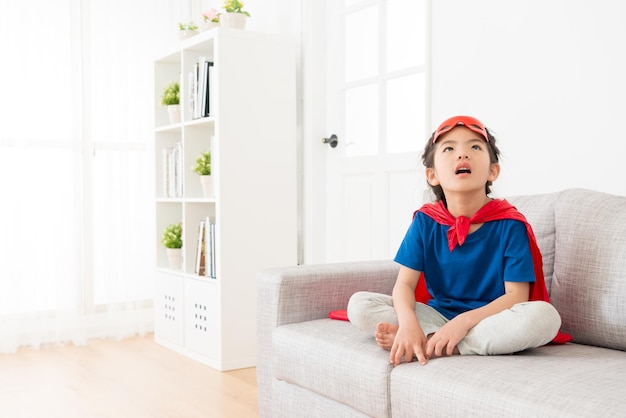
xmin=432 ymin=115 xmax=489 ymax=144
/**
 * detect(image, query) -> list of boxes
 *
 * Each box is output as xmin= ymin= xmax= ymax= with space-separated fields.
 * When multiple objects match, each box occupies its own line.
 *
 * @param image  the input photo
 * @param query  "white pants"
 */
xmin=347 ymin=291 xmax=562 ymax=355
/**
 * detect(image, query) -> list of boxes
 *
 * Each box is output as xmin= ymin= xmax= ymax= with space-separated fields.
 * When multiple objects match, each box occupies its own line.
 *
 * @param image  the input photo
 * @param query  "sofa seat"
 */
xmin=390 ymin=343 xmax=625 ymax=417
xmin=275 ymin=319 xmax=393 ymax=417
xmin=275 ymin=318 xmax=626 ymax=417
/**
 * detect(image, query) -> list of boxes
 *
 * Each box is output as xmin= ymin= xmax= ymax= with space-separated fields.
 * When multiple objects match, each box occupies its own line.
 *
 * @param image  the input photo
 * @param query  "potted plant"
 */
xmin=179 ymin=20 xmax=199 ymax=40
xmin=201 ymin=8 xmax=220 ymax=31
xmin=220 ymin=0 xmax=250 ymax=29
xmin=161 ymin=81 xmax=180 ymax=124
xmin=192 ymin=150 xmax=212 ymax=197
xmin=161 ymin=222 xmax=183 ymax=269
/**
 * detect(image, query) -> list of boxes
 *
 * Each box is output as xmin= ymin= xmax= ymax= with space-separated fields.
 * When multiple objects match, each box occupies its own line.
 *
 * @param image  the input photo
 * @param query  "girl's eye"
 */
xmin=443 ymin=146 xmax=454 ymax=152
xmin=472 ymin=144 xmax=482 ymax=150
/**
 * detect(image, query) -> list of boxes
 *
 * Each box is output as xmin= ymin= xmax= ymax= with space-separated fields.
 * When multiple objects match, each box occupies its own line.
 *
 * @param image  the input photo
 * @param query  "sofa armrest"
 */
xmin=256 ymin=260 xmax=398 ymax=418
xmin=257 ymin=259 xmax=399 ymax=327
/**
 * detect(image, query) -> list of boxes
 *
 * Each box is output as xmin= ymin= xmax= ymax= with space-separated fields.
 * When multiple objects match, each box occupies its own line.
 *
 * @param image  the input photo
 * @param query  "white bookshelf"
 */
xmin=153 ymin=28 xmax=297 ymax=371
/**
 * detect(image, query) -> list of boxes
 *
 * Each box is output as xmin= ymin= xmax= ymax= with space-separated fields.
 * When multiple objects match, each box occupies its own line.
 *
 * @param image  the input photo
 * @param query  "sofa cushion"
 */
xmin=390 ymin=343 xmax=626 ymax=417
xmin=274 ymin=319 xmax=392 ymax=418
xmin=505 ymin=192 xmax=557 ymax=294
xmin=274 ymin=380 xmax=373 ymax=418
xmin=551 ymin=188 xmax=626 ymax=351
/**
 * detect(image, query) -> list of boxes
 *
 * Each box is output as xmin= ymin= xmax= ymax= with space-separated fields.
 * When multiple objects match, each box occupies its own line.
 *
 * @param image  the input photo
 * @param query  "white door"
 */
xmin=303 ymin=0 xmax=430 ymax=263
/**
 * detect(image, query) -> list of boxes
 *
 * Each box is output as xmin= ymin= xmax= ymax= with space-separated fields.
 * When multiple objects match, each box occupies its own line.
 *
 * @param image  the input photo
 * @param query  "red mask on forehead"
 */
xmin=433 ymin=115 xmax=489 ymax=144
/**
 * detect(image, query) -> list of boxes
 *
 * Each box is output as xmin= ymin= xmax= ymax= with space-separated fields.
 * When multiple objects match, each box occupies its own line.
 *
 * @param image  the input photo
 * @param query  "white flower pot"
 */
xmin=200 ymin=175 xmax=213 ymax=198
xmin=167 ymin=104 xmax=180 ymax=124
xmin=179 ymin=29 xmax=198 ymax=40
xmin=166 ymin=248 xmax=182 ymax=270
xmin=201 ymin=21 xmax=220 ymax=31
xmin=220 ymin=12 xmax=247 ymax=29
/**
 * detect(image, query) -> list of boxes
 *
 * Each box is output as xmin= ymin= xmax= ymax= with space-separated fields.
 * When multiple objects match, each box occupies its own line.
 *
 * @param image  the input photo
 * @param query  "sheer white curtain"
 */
xmin=0 ymin=0 xmax=190 ymax=352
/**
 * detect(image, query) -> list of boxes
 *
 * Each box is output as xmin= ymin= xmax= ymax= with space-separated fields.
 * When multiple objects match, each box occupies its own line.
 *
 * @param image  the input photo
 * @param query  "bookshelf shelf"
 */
xmin=153 ymin=28 xmax=297 ymax=371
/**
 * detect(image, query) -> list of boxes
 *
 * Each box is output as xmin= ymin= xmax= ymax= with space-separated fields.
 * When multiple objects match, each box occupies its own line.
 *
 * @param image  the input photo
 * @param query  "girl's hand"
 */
xmin=390 ymin=324 xmax=429 ymax=366
xmin=425 ymin=316 xmax=469 ymax=358
xmin=424 ymin=281 xmax=530 ymax=358
xmin=389 ymin=266 xmax=428 ymax=365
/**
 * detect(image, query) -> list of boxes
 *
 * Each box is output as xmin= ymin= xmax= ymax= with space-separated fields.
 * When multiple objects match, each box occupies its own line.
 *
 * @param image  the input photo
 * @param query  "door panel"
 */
xmin=305 ymin=0 xmax=429 ymax=263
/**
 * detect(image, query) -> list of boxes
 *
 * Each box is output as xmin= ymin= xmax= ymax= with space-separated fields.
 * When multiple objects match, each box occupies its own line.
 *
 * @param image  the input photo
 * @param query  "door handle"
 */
xmin=322 ymin=134 xmax=338 ymax=148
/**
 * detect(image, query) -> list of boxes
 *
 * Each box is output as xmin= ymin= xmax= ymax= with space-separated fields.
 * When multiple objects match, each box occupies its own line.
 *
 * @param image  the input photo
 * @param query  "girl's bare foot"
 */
xmin=375 ymin=322 xmax=398 ymax=350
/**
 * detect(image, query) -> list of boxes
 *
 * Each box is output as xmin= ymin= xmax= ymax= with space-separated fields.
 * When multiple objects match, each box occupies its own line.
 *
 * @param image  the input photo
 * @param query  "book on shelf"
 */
xmin=188 ymin=68 xmax=196 ymax=120
xmin=162 ymin=142 xmax=183 ymax=198
xmin=193 ymin=59 xmax=201 ymax=119
xmin=189 ymin=57 xmax=214 ymax=119
xmin=162 ymin=148 xmax=170 ymax=198
xmin=195 ymin=220 xmax=206 ymax=275
xmin=194 ymin=217 xmax=216 ymax=278
xmin=175 ymin=141 xmax=183 ymax=197
xmin=202 ymin=60 xmax=214 ymax=117
xmin=197 ymin=56 xmax=207 ymax=119
xmin=204 ymin=216 xmax=216 ymax=278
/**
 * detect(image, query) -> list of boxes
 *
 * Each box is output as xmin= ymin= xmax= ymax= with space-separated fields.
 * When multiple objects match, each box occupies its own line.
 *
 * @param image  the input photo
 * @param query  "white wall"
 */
xmin=183 ymin=0 xmax=626 ymax=197
xmin=430 ymin=1 xmax=626 ymax=197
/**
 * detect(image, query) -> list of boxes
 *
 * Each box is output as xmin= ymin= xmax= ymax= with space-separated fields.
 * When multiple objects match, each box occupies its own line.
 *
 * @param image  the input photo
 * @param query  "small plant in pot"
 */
xmin=162 ymin=222 xmax=183 ymax=269
xmin=192 ymin=151 xmax=212 ymax=198
xmin=161 ymin=81 xmax=180 ymax=125
xmin=201 ymin=8 xmax=220 ymax=31
xmin=223 ymin=0 xmax=250 ymax=16
xmin=220 ymin=0 xmax=250 ymax=29
xmin=178 ymin=20 xmax=199 ymax=40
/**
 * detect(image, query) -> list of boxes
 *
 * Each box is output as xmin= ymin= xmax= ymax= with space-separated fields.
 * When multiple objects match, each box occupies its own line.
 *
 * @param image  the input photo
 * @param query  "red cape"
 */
xmin=416 ymin=199 xmax=572 ymax=344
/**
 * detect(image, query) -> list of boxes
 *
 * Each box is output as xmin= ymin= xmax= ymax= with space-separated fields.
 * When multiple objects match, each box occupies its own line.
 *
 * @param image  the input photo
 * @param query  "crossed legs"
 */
xmin=347 ymin=291 xmax=561 ymax=356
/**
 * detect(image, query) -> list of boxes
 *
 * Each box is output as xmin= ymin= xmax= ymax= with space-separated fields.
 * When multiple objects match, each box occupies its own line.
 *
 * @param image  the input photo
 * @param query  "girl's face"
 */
xmin=425 ymin=126 xmax=500 ymax=197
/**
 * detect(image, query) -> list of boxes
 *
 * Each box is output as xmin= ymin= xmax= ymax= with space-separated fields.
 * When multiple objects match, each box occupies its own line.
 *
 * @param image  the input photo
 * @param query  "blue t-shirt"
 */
xmin=394 ymin=212 xmax=535 ymax=320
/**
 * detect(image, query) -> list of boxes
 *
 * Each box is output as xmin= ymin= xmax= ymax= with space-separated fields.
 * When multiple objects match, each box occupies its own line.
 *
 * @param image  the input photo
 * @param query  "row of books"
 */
xmin=189 ymin=57 xmax=214 ymax=119
xmin=163 ymin=142 xmax=183 ymax=198
xmin=195 ymin=217 xmax=216 ymax=278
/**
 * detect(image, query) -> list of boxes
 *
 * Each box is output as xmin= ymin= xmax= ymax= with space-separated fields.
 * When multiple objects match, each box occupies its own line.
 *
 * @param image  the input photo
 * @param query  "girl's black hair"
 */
xmin=421 ymin=127 xmax=500 ymax=203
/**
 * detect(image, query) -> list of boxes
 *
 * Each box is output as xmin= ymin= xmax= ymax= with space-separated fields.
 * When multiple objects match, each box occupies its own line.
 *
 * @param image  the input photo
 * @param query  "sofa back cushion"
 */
xmin=551 ymin=188 xmax=626 ymax=351
xmin=505 ymin=192 xmax=558 ymax=294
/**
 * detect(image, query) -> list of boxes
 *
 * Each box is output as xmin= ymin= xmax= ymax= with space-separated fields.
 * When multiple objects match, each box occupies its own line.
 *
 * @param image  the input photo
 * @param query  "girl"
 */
xmin=347 ymin=115 xmax=570 ymax=366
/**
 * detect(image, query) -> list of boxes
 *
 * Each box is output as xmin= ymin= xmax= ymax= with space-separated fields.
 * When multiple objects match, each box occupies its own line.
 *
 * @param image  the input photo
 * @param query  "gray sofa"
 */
xmin=257 ymin=188 xmax=626 ymax=417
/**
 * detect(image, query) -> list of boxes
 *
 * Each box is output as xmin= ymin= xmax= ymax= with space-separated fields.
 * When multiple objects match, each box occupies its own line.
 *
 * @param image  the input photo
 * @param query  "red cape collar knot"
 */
xmin=449 ymin=215 xmax=470 ymax=250
xmin=419 ymin=199 xmax=523 ymax=252
xmin=415 ymin=198 xmax=573 ymax=344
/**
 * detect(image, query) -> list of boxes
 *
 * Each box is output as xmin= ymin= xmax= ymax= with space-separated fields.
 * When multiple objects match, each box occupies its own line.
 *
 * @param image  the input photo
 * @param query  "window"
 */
xmin=0 ymin=0 xmax=186 ymax=351
xmin=341 ymin=0 xmax=427 ymax=157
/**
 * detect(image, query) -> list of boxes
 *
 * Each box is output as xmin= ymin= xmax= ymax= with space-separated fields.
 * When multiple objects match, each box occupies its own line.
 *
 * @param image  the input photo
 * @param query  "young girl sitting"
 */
xmin=347 ymin=115 xmax=570 ymax=366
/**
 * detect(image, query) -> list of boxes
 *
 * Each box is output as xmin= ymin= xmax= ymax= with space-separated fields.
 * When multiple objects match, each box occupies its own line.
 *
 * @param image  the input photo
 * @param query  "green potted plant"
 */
xmin=161 ymin=81 xmax=180 ymax=124
xmin=192 ymin=151 xmax=212 ymax=197
xmin=179 ymin=20 xmax=199 ymax=40
xmin=201 ymin=8 xmax=220 ymax=31
xmin=161 ymin=222 xmax=183 ymax=269
xmin=220 ymin=0 xmax=250 ymax=29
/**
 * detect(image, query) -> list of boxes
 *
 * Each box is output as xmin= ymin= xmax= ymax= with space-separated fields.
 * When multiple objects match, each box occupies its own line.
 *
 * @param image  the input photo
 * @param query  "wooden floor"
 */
xmin=0 ymin=334 xmax=258 ymax=418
